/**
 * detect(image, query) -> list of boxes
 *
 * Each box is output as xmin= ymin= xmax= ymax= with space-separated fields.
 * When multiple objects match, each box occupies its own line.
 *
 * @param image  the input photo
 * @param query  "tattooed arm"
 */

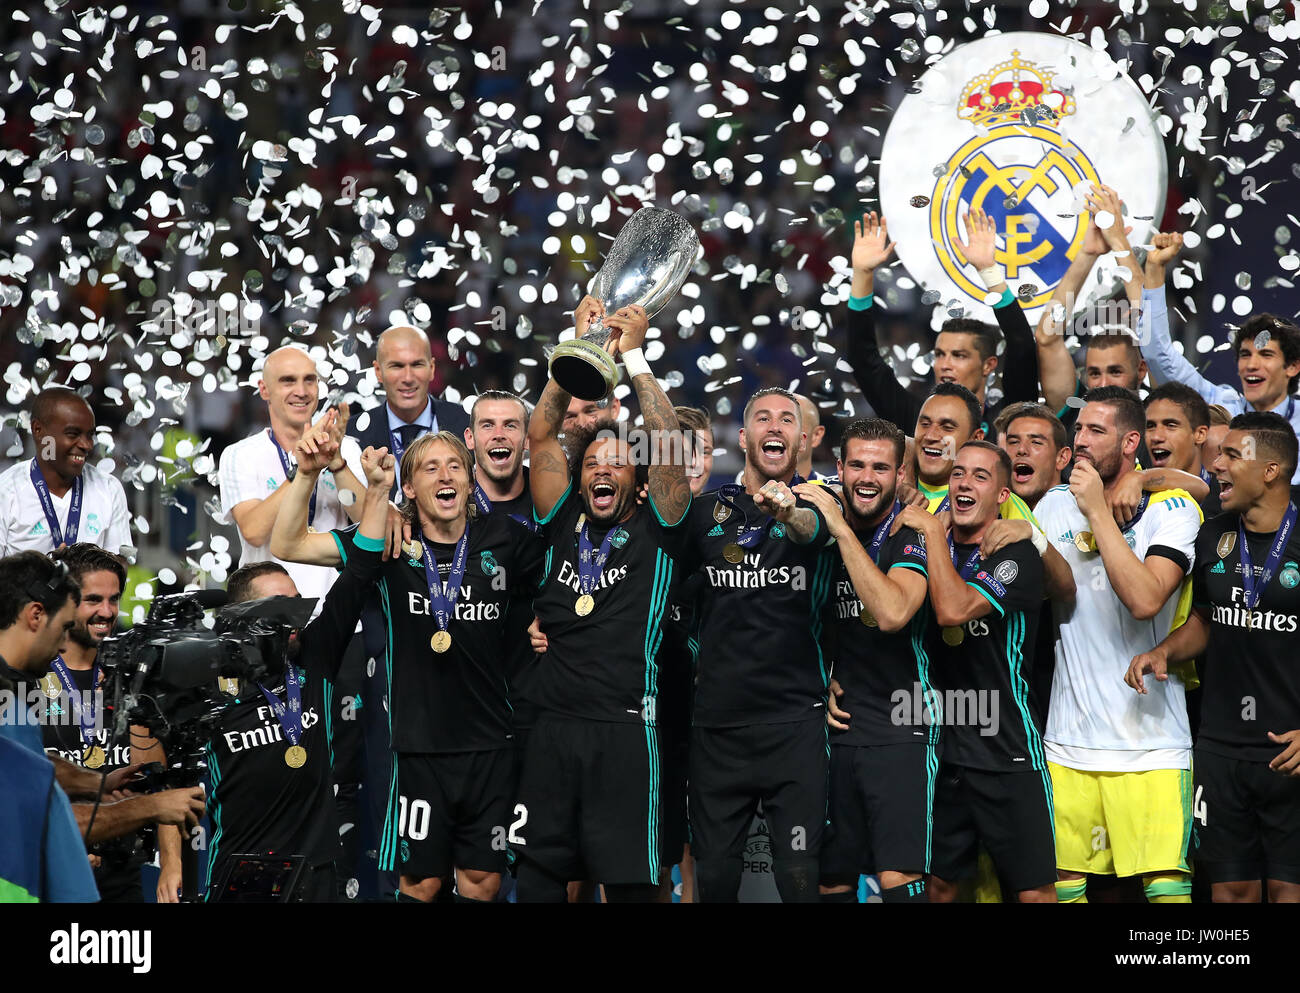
xmin=528 ymin=378 xmax=574 ymax=521
xmin=606 ymin=305 xmax=691 ymax=525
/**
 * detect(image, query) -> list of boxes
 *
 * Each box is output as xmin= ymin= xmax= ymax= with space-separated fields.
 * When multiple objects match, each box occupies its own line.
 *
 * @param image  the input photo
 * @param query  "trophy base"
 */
xmin=548 ymin=339 xmax=619 ymax=402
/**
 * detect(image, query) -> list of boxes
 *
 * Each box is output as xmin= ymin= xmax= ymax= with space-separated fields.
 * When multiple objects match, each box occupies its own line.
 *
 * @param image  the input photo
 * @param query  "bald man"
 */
xmin=217 ymin=346 xmax=367 ymax=613
xmin=348 ymin=325 xmax=471 ymax=500
xmin=794 ymin=393 xmax=830 ymax=480
xmin=0 ymin=388 xmax=132 ymax=556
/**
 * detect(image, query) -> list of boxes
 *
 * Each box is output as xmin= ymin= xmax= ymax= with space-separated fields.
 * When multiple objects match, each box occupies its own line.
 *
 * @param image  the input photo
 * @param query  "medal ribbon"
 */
xmin=267 ymin=429 xmax=316 ymax=527
xmin=256 ymin=663 xmax=304 ymax=749
xmin=948 ymin=535 xmax=983 ymax=581
xmin=868 ymin=501 xmax=901 ymax=566
xmin=717 ymin=474 xmax=806 ymax=549
xmin=1238 ymin=502 xmax=1298 ymax=612
xmin=576 ymin=513 xmax=619 ymax=597
xmin=473 ymin=484 xmax=538 ymax=533
xmin=29 ymin=460 xmax=82 ymax=547
xmin=48 ymin=655 xmax=100 ymax=752
xmin=420 ymin=525 xmax=471 ymax=635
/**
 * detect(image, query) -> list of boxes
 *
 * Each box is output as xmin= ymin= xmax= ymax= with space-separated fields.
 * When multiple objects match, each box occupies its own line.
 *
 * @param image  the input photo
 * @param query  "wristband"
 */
xmin=621 ymin=346 xmax=651 ymax=379
xmin=1030 ymin=526 xmax=1048 ymax=556
xmin=977 ymin=264 xmax=1004 ymax=290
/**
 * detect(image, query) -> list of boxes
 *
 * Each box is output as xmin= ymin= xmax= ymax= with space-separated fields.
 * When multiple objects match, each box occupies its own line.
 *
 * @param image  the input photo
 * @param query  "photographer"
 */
xmin=0 ymin=551 xmax=99 ymax=901
xmin=151 ymin=528 xmax=387 ymax=902
xmin=0 ymin=552 xmax=204 ymax=848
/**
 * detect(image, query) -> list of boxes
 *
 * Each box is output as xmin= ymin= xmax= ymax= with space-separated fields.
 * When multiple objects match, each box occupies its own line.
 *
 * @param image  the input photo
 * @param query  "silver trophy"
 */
xmin=548 ymin=206 xmax=700 ymax=401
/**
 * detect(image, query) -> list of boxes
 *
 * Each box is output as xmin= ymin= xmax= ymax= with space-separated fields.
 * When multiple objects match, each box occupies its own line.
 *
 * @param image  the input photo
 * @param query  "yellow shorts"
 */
xmin=1048 ymin=762 xmax=1192 ymax=877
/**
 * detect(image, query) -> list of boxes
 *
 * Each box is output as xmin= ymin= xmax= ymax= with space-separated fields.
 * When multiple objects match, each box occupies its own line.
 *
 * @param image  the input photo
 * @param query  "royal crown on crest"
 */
xmin=957 ymin=51 xmax=1076 ymax=127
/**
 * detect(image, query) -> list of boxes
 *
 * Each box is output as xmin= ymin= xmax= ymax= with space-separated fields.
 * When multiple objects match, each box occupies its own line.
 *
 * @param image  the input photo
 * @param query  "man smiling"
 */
xmin=1138 ymin=231 xmax=1300 ymax=482
xmin=0 ymin=388 xmax=131 ymax=558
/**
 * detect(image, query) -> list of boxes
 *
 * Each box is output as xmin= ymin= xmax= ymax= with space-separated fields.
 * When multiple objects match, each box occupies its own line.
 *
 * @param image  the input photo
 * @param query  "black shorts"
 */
xmin=930 ymin=763 xmax=1056 ymax=893
xmin=389 ymin=749 xmax=514 ymax=879
xmin=1195 ymin=746 xmax=1300 ymax=885
xmin=688 ymin=717 xmax=829 ymax=864
xmin=821 ymin=742 xmax=939 ymax=880
xmin=659 ymin=724 xmax=689 ymax=867
xmin=511 ymin=713 xmax=666 ymax=885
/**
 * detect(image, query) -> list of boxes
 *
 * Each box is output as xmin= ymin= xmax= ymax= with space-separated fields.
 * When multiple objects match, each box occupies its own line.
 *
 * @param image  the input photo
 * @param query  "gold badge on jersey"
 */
xmin=40 ymin=673 xmax=63 ymax=699
xmin=218 ymin=677 xmax=241 ymax=697
xmin=713 ymin=501 xmax=732 ymax=524
xmin=1216 ymin=532 xmax=1236 ymax=560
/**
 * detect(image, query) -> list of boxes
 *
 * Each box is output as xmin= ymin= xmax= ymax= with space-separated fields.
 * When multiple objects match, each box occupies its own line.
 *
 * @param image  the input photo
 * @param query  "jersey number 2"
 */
xmin=507 ymin=804 xmax=528 ymax=844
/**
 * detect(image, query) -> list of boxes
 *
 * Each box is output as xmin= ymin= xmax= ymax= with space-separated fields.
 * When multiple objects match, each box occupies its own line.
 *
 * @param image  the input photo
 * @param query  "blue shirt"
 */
xmin=385 ymin=398 xmax=437 ymax=437
xmin=0 ymin=737 xmax=99 ymax=902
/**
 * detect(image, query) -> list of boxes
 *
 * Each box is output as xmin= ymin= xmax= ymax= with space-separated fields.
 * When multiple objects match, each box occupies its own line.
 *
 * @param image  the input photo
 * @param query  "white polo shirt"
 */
xmin=217 ymin=429 xmax=364 ymax=613
xmin=0 ymin=458 xmax=132 ymax=557
xmin=1036 ymin=484 xmax=1202 ymax=772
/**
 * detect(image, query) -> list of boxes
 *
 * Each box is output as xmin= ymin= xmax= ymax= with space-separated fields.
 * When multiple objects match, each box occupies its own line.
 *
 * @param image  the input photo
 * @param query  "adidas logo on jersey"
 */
xmin=31 ymin=521 xmax=47 ymax=536
xmin=707 ymin=524 xmax=724 ymax=537
xmin=1211 ymin=560 xmax=1225 ymax=574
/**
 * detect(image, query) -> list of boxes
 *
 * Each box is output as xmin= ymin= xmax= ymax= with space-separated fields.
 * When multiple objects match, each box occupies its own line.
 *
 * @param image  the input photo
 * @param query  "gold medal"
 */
xmin=82 ymin=745 xmax=106 ymax=769
xmin=41 ymin=673 xmax=62 ymax=699
xmin=860 ymin=608 xmax=877 ymax=628
xmin=307 ymin=526 xmax=318 ymax=534
xmin=403 ymin=540 xmax=423 ymax=560
xmin=431 ymin=630 xmax=452 ymax=653
xmin=575 ymin=594 xmax=595 ymax=616
xmin=285 ymin=745 xmax=308 ymax=769
xmin=941 ymin=625 xmax=965 ymax=646
xmin=723 ymin=543 xmax=744 ymax=564
xmin=1074 ymin=531 xmax=1094 ymax=553
xmin=218 ymin=677 xmax=240 ymax=696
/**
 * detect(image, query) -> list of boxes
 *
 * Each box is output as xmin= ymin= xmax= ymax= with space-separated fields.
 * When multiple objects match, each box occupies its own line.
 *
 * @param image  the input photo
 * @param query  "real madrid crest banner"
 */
xmin=879 ymin=32 xmax=1167 ymax=324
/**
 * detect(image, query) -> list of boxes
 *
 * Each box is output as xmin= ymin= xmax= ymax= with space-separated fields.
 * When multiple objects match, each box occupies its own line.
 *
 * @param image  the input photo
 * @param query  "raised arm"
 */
xmin=1139 ymin=233 xmax=1239 ymax=406
xmin=1035 ymin=211 xmax=1108 ymax=413
xmin=844 ymin=213 xmax=921 ymax=432
xmin=1091 ymin=184 xmax=1143 ymax=312
xmin=322 ymin=403 xmax=367 ymax=524
xmin=896 ymin=506 xmax=992 ymax=626
xmin=605 ymin=304 xmax=690 ymax=525
xmin=268 ymin=425 xmax=345 ymax=566
xmin=528 ymin=295 xmax=606 ymax=519
xmin=956 ymin=208 xmax=1039 ymax=406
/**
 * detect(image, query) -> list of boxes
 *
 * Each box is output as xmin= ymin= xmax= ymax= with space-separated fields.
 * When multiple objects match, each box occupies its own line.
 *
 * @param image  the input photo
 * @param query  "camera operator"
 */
xmin=39 ymin=544 xmax=186 ymax=901
xmin=0 ymin=552 xmax=205 ymax=849
xmin=0 ymin=551 xmax=99 ymax=901
xmin=150 ymin=550 xmax=384 ymax=902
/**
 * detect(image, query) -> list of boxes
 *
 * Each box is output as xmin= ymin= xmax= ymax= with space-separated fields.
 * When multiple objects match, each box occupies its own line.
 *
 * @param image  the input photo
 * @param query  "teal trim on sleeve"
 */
xmin=650 ymin=489 xmax=691 ymax=528
xmin=534 ymin=480 xmax=573 ymax=526
xmin=353 ymin=532 xmax=386 ymax=553
xmin=847 ymin=294 xmax=873 ymax=311
xmin=992 ymin=288 xmax=1015 ymax=309
xmin=968 ymin=582 xmax=1005 ymax=617
xmin=891 ymin=561 xmax=928 ymax=577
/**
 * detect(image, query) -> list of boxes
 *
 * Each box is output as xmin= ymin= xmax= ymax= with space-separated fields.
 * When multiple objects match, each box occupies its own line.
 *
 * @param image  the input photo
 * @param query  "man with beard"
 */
xmin=1139 ymin=232 xmax=1300 ymax=482
xmin=896 ymin=443 xmax=1066 ymax=903
xmin=684 ymin=386 xmax=836 ymax=903
xmin=272 ymin=430 xmax=542 ymax=903
xmin=1146 ymin=383 xmax=1219 ymax=517
xmin=41 ymin=545 xmax=146 ymax=901
xmin=1034 ymin=387 xmax=1203 ymax=904
xmin=791 ymin=419 xmax=932 ymax=904
xmin=0 ymin=388 xmax=131 ymax=556
xmin=1128 ymin=412 xmax=1300 ymax=903
xmin=843 ymin=209 xmax=1038 ymax=444
xmin=562 ymin=394 xmax=622 ymax=439
xmin=514 ymin=298 xmax=691 ymax=903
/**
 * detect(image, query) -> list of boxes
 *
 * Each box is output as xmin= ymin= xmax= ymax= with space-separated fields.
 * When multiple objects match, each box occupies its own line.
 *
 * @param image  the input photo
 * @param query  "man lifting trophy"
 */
xmin=546 ymin=206 xmax=700 ymax=402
